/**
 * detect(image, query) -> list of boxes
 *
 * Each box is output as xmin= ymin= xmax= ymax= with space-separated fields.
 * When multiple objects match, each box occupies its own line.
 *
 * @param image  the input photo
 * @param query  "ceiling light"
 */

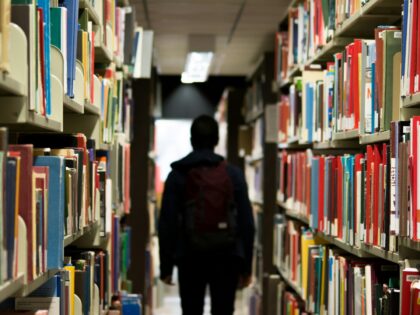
xmin=181 ymin=52 xmax=214 ymax=84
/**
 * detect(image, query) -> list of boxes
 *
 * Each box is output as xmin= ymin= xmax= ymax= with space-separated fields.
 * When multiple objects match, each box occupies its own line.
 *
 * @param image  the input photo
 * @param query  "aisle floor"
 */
xmin=154 ymin=284 xmax=249 ymax=315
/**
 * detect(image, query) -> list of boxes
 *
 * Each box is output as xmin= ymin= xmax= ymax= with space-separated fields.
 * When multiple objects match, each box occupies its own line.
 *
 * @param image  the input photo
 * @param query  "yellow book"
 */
xmin=64 ymin=264 xmax=75 ymax=315
xmin=301 ymin=232 xmax=316 ymax=300
xmin=301 ymin=232 xmax=327 ymax=300
xmin=0 ymin=0 xmax=11 ymax=72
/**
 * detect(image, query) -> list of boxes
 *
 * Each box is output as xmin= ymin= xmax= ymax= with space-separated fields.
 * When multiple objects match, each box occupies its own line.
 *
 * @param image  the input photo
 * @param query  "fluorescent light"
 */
xmin=181 ymin=52 xmax=213 ymax=84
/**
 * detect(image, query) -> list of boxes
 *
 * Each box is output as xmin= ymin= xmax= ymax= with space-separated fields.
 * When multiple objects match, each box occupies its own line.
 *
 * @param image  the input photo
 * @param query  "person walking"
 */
xmin=158 ymin=115 xmax=255 ymax=315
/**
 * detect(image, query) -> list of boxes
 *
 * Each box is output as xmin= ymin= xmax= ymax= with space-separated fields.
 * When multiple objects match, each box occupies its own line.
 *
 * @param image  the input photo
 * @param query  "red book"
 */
xmin=37 ymin=8 xmax=46 ymax=116
xmin=411 ymin=117 xmax=420 ymax=240
xmin=306 ymin=154 xmax=311 ymax=219
xmin=411 ymin=280 xmax=420 ymax=314
xmin=287 ymin=155 xmax=292 ymax=199
xmin=124 ymin=144 xmax=131 ymax=214
xmin=411 ymin=0 xmax=419 ymax=94
xmin=366 ymin=146 xmax=374 ymax=244
xmin=353 ymin=39 xmax=362 ymax=129
xmin=373 ymin=145 xmax=381 ymax=246
xmin=401 ymin=267 xmax=420 ymax=315
xmin=9 ymin=144 xmax=34 ymax=281
xmin=318 ymin=156 xmax=325 ymax=232
xmin=355 ymin=154 xmax=363 ymax=238
xmin=337 ymin=157 xmax=343 ymax=239
xmin=330 ymin=157 xmax=337 ymax=235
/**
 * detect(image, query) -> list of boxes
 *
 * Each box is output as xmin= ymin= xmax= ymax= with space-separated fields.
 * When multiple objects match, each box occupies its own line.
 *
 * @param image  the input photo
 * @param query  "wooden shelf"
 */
xmin=64 ymin=95 xmax=84 ymax=114
xmin=278 ymin=138 xmax=311 ymax=150
xmin=16 ymin=269 xmax=59 ymax=297
xmin=32 ymin=113 xmax=62 ymax=132
xmin=402 ymin=94 xmax=420 ymax=108
xmin=79 ymin=0 xmax=101 ymax=25
xmin=305 ymin=37 xmax=353 ymax=66
xmin=360 ymin=130 xmax=391 ymax=144
xmin=0 ymin=274 xmax=25 ymax=303
xmin=279 ymin=65 xmax=302 ymax=88
xmin=399 ymin=237 xmax=420 ymax=252
xmin=332 ymin=129 xmax=359 ymax=141
xmin=285 ymin=210 xmax=309 ymax=225
xmin=95 ymin=43 xmax=113 ymax=64
xmin=277 ymin=267 xmax=305 ymax=302
xmin=64 ymin=221 xmax=100 ymax=247
xmin=361 ymin=243 xmax=400 ymax=264
xmin=0 ymin=72 xmax=25 ymax=96
xmin=278 ymin=200 xmax=309 ymax=225
xmin=84 ymin=100 xmax=101 ymax=116
xmin=313 ymin=140 xmax=360 ymax=150
xmin=314 ymin=232 xmax=374 ymax=258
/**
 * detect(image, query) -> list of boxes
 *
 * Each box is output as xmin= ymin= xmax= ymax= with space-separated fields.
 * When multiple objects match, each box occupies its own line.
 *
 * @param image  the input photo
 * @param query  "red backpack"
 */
xmin=183 ymin=161 xmax=238 ymax=253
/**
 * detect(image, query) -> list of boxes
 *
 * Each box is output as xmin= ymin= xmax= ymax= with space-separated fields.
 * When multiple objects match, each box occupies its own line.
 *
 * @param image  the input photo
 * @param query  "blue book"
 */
xmin=306 ymin=83 xmax=314 ymax=143
xmin=37 ymin=0 xmax=51 ymax=116
xmin=311 ymin=158 xmax=319 ymax=229
xmin=60 ymin=0 xmax=79 ymax=97
xmin=348 ymin=156 xmax=355 ymax=243
xmin=31 ymin=274 xmax=60 ymax=297
xmin=113 ymin=216 xmax=120 ymax=292
xmin=5 ymin=158 xmax=17 ymax=280
xmin=34 ymin=156 xmax=65 ymax=270
xmin=121 ymin=293 xmax=143 ymax=315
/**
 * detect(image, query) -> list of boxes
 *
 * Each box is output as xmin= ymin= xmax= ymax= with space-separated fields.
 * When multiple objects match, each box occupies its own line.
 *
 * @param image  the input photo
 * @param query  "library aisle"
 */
xmin=3 ymin=0 xmax=420 ymax=315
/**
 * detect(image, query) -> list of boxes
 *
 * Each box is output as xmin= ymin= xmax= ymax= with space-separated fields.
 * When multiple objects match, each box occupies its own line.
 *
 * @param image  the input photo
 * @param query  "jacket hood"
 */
xmin=171 ymin=149 xmax=224 ymax=171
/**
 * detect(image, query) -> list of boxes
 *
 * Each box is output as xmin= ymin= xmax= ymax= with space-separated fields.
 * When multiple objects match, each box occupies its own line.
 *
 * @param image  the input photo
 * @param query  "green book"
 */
xmin=50 ymin=7 xmax=63 ymax=49
xmin=382 ymin=30 xmax=402 ymax=131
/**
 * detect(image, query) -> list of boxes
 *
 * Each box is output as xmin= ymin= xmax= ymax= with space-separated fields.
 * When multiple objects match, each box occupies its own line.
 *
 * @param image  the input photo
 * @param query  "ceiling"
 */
xmin=132 ymin=0 xmax=290 ymax=76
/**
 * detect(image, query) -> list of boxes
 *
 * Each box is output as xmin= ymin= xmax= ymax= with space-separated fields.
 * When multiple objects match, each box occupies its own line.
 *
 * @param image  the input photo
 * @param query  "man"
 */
xmin=158 ymin=115 xmax=255 ymax=315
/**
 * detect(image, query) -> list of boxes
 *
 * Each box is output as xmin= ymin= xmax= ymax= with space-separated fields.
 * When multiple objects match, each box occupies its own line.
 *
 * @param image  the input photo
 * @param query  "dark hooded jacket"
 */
xmin=158 ymin=149 xmax=255 ymax=279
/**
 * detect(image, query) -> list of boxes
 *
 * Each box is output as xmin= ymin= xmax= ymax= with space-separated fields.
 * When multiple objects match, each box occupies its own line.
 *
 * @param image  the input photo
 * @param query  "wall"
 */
xmin=159 ymin=75 xmax=246 ymax=119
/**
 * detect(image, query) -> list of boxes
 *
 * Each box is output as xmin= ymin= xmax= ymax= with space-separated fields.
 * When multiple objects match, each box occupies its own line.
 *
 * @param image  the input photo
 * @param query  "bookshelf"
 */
xmin=268 ymin=0 xmax=420 ymax=313
xmin=0 ymin=0 xmax=152 ymax=313
xmin=242 ymin=52 xmax=280 ymax=314
xmin=0 ymin=274 xmax=25 ymax=304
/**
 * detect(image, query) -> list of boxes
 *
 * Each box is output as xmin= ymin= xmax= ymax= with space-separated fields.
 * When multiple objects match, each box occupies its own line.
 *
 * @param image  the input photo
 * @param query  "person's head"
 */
xmin=190 ymin=115 xmax=219 ymax=151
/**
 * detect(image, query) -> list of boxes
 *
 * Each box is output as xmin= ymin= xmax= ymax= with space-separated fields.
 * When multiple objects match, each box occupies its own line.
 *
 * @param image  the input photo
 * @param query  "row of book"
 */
xmin=277 ymin=26 xmax=402 ymax=143
xmin=0 ymin=245 xmax=135 ymax=315
xmin=274 ymin=217 xmax=420 ymax=314
xmin=277 ymin=118 xmax=420 ymax=251
xmin=402 ymin=0 xmax=420 ymax=97
xmin=0 ymin=130 xmax=131 ymax=286
xmin=2 ymin=1 xmax=152 ymax=124
xmin=281 ymin=0 xmax=360 ymax=74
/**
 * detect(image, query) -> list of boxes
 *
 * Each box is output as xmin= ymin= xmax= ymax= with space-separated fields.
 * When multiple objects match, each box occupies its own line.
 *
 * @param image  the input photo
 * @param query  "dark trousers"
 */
xmin=177 ymin=255 xmax=240 ymax=315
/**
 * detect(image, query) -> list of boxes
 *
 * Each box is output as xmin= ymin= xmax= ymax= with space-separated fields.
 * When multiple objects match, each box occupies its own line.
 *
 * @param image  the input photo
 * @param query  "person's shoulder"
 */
xmin=225 ymin=163 xmax=245 ymax=182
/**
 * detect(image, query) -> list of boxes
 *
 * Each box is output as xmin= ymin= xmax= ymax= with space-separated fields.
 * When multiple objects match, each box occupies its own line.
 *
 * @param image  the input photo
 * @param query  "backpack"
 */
xmin=182 ymin=161 xmax=238 ymax=253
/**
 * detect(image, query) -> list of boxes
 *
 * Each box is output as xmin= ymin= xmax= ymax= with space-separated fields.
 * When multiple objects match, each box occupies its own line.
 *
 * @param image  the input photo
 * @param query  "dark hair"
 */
xmin=190 ymin=115 xmax=219 ymax=150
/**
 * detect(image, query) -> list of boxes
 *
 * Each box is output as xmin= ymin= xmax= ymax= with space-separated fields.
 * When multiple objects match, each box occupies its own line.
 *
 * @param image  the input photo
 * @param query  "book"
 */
xmin=8 ymin=144 xmax=34 ymax=281
xmin=34 ymin=156 xmax=65 ymax=270
xmin=0 ymin=0 xmax=11 ymax=72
